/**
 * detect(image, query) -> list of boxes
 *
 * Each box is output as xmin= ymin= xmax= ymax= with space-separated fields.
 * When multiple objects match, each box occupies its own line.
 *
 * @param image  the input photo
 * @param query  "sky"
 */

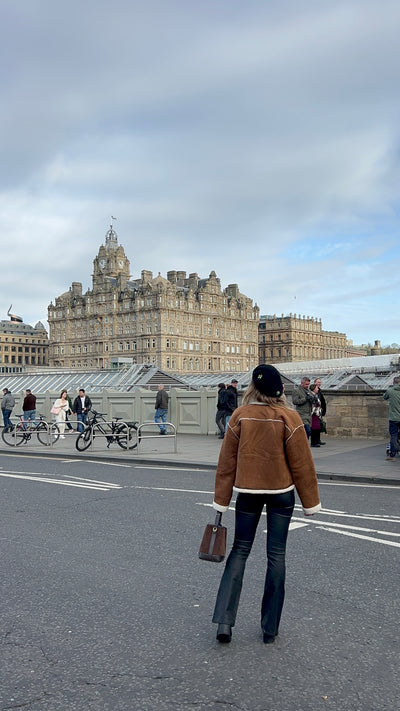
xmin=2 ymin=0 xmax=400 ymax=347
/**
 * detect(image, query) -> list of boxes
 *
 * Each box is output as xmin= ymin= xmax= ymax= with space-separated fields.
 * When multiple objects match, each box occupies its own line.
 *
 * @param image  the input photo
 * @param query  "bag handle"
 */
xmin=207 ymin=512 xmax=223 ymax=556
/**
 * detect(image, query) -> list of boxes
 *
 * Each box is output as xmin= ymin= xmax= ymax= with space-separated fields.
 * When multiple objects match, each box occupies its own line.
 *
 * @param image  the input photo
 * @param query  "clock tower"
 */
xmin=93 ymin=222 xmax=130 ymax=287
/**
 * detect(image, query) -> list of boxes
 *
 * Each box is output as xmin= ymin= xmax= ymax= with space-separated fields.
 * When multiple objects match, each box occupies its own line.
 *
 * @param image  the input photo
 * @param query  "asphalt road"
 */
xmin=0 ymin=453 xmax=399 ymax=711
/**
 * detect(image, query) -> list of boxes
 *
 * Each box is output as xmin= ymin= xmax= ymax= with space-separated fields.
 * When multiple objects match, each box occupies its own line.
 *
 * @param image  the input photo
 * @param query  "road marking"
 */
xmin=0 ymin=471 xmax=121 ymax=491
xmin=135 ymin=465 xmax=211 ymax=471
xmin=77 ymin=460 xmax=132 ymax=468
xmin=319 ymin=481 xmax=400 ymax=490
xmin=291 ymin=516 xmax=400 ymax=537
xmin=315 ymin=526 xmax=400 ymax=548
xmin=134 ymin=485 xmax=215 ymax=494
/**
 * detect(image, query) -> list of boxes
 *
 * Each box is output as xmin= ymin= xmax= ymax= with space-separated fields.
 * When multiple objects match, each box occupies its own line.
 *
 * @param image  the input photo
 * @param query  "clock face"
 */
xmin=118 ymin=259 xmax=124 ymax=268
xmin=99 ymin=259 xmax=106 ymax=269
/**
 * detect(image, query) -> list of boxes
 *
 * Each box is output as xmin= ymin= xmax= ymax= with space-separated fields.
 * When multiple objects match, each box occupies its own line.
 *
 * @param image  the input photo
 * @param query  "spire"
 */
xmin=105 ymin=216 xmax=118 ymax=250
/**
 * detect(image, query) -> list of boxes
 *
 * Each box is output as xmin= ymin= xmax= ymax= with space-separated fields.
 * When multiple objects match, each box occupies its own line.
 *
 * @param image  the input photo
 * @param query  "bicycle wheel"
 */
xmin=2 ymin=424 xmax=25 ymax=447
xmin=116 ymin=423 xmax=138 ymax=450
xmin=75 ymin=428 xmax=93 ymax=451
xmin=37 ymin=422 xmax=60 ymax=446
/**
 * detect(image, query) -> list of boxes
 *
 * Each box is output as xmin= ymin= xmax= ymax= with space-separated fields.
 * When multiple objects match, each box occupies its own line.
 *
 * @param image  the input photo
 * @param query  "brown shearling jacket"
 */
xmin=213 ymin=402 xmax=321 ymax=515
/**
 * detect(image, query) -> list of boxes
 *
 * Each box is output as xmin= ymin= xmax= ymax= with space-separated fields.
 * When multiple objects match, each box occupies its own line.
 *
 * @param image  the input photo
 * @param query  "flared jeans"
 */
xmin=212 ymin=490 xmax=295 ymax=637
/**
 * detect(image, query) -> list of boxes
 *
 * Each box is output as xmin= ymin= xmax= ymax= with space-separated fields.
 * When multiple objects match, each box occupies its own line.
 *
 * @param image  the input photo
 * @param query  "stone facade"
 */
xmin=0 ymin=311 xmax=48 ymax=373
xmin=259 ymin=314 xmax=348 ymax=363
xmin=47 ymin=225 xmax=259 ymax=374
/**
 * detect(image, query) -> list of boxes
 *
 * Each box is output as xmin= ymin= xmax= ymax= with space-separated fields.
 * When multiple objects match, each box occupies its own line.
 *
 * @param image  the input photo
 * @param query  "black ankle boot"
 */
xmin=216 ymin=623 xmax=232 ymax=643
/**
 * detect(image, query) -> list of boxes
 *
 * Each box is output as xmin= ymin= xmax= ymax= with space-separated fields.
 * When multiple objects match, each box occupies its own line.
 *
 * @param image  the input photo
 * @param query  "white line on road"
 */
xmin=319 ymin=481 xmax=400 ymax=490
xmin=315 ymin=526 xmax=400 ymax=548
xmin=135 ymin=465 xmax=211 ymax=471
xmin=0 ymin=471 xmax=120 ymax=491
xmin=291 ymin=516 xmax=400 ymax=537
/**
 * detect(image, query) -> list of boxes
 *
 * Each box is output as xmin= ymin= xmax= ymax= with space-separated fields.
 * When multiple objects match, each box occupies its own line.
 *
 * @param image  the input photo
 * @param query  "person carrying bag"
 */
xmin=209 ymin=364 xmax=321 ymax=645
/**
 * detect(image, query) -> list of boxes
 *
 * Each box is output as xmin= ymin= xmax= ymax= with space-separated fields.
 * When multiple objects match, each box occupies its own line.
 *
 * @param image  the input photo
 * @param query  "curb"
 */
xmin=1 ymin=448 xmax=399 ymax=485
xmin=316 ymin=471 xmax=400 ymax=486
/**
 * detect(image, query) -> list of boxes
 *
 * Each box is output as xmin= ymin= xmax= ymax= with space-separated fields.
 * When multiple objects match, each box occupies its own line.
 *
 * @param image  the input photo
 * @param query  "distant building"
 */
xmin=0 ymin=307 xmax=49 ymax=373
xmin=47 ymin=224 xmax=260 ymax=374
xmin=258 ymin=313 xmax=349 ymax=363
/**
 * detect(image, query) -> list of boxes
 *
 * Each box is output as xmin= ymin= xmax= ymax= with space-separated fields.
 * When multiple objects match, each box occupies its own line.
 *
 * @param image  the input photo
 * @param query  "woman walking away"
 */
xmin=212 ymin=364 xmax=321 ymax=644
xmin=53 ymin=389 xmax=70 ymax=439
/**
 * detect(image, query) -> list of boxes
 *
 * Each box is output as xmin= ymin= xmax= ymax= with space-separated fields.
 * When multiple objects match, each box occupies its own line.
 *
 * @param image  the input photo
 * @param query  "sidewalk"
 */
xmin=1 ymin=431 xmax=399 ymax=485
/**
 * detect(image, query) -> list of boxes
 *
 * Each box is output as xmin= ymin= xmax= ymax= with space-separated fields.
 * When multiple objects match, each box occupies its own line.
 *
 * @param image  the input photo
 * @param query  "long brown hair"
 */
xmin=242 ymin=381 xmax=293 ymax=409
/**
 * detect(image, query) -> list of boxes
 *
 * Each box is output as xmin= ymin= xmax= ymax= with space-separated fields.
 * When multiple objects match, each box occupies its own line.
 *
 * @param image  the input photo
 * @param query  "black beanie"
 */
xmin=252 ymin=364 xmax=283 ymax=397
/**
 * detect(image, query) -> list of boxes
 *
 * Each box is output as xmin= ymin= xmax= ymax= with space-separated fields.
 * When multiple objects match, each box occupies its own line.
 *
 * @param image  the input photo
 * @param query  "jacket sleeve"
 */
xmin=285 ymin=421 xmax=321 ymax=514
xmin=292 ymin=387 xmax=307 ymax=406
xmin=319 ymin=392 xmax=327 ymax=416
xmin=213 ymin=416 xmax=240 ymax=511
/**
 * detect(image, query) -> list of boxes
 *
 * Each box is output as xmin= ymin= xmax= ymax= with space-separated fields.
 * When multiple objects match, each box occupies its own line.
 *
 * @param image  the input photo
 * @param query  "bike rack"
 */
xmin=135 ymin=421 xmax=177 ymax=454
xmin=80 ymin=420 xmax=132 ymax=450
xmin=2 ymin=419 xmax=61 ymax=447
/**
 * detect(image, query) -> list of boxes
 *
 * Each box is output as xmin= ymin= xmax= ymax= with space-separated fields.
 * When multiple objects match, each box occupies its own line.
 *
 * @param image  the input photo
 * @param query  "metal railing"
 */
xmin=136 ymin=421 xmax=177 ymax=454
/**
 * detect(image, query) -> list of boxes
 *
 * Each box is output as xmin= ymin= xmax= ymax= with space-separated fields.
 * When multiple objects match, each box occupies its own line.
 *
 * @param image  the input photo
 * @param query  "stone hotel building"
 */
xmin=47 ymin=226 xmax=260 ymax=373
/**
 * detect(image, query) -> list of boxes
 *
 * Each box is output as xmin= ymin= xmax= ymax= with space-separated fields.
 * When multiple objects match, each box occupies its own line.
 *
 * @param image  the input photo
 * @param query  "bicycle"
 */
xmin=75 ymin=410 xmax=139 ymax=452
xmin=2 ymin=413 xmax=60 ymax=447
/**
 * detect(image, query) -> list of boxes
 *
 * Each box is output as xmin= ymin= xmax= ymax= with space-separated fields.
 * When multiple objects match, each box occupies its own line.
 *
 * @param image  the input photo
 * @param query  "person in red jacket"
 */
xmin=212 ymin=364 xmax=321 ymax=645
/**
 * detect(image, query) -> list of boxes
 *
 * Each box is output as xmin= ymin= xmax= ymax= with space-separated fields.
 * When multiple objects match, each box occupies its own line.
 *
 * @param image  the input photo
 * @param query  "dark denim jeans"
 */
xmin=389 ymin=420 xmax=400 ymax=458
xmin=77 ymin=412 xmax=87 ymax=433
xmin=216 ymin=410 xmax=226 ymax=436
xmin=2 ymin=409 xmax=12 ymax=431
xmin=212 ymin=490 xmax=295 ymax=637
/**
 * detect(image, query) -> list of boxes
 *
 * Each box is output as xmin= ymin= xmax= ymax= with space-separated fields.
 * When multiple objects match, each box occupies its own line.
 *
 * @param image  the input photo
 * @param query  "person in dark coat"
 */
xmin=72 ymin=388 xmax=92 ymax=433
xmin=224 ymin=379 xmax=238 ymax=432
xmin=216 ymin=383 xmax=227 ymax=439
xmin=23 ymin=389 xmax=37 ymax=428
xmin=154 ymin=384 xmax=169 ymax=434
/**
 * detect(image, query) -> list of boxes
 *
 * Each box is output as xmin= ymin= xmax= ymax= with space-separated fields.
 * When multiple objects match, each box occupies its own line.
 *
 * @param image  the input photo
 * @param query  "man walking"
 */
xmin=216 ymin=383 xmax=227 ymax=439
xmin=292 ymin=376 xmax=317 ymax=441
xmin=73 ymin=388 xmax=92 ymax=433
xmin=23 ymin=389 xmax=37 ymax=428
xmin=225 ymin=379 xmax=238 ymax=432
xmin=1 ymin=388 xmax=15 ymax=432
xmin=383 ymin=376 xmax=400 ymax=461
xmin=155 ymin=384 xmax=169 ymax=435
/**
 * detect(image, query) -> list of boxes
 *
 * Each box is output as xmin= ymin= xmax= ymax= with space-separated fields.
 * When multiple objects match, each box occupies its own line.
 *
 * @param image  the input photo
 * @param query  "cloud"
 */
xmin=1 ymin=0 xmax=400 ymax=347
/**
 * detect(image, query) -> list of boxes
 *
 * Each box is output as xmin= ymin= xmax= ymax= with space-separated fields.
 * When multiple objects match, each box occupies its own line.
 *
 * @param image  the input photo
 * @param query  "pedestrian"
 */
xmin=211 ymin=364 xmax=321 ymax=644
xmin=52 ymin=389 xmax=69 ymax=438
xmin=313 ymin=377 xmax=327 ymax=445
xmin=72 ymin=388 xmax=92 ymax=433
xmin=309 ymin=383 xmax=322 ymax=447
xmin=22 ymin=389 xmax=37 ymax=428
xmin=216 ymin=383 xmax=227 ymax=439
xmin=292 ymin=376 xmax=317 ymax=441
xmin=1 ymin=388 xmax=15 ymax=432
xmin=224 ymin=378 xmax=238 ymax=431
xmin=154 ymin=384 xmax=169 ymax=434
xmin=383 ymin=375 xmax=400 ymax=461
xmin=65 ymin=393 xmax=74 ymax=432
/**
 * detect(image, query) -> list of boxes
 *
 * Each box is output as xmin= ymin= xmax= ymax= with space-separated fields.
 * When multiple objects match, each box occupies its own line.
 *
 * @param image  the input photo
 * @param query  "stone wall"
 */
xmin=9 ymin=387 xmax=390 ymax=439
xmin=323 ymin=390 xmax=388 ymax=438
